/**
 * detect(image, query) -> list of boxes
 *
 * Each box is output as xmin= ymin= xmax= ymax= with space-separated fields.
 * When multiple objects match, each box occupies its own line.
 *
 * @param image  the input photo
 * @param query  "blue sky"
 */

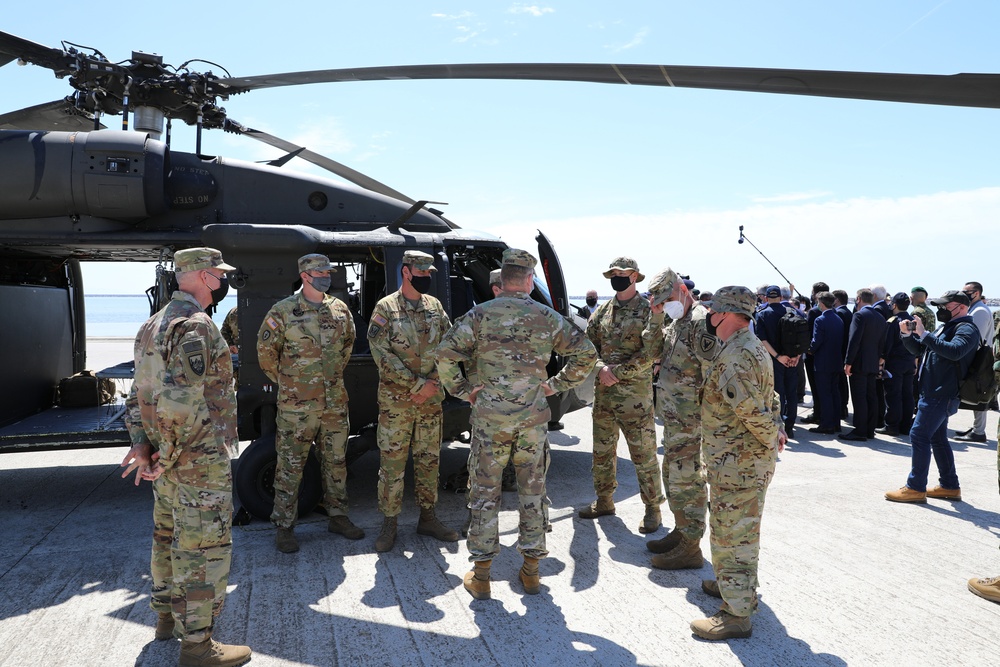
xmin=3 ymin=2 xmax=998 ymax=300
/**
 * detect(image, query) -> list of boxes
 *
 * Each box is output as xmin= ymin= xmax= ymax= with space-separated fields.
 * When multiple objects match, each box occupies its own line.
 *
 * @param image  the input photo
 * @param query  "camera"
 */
xmin=904 ymin=320 xmax=916 ymax=333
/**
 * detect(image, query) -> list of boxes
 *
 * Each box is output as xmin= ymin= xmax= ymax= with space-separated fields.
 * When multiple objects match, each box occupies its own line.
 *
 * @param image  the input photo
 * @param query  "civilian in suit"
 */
xmin=878 ymin=293 xmax=917 ymax=436
xmin=807 ymin=292 xmax=844 ymax=434
xmin=870 ymin=284 xmax=893 ymax=429
xmin=840 ymin=288 xmax=888 ymax=441
xmin=801 ymin=281 xmax=829 ymax=425
xmin=833 ymin=290 xmax=854 ymax=420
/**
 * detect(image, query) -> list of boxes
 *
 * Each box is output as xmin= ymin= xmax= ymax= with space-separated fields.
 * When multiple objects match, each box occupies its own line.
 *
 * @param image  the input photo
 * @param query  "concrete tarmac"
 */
xmin=1 ymin=339 xmax=998 ymax=666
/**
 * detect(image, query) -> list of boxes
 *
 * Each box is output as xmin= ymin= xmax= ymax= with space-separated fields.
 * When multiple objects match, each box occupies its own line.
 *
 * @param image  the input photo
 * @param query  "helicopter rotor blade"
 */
xmin=0 ymin=99 xmax=104 ymax=131
xmin=0 ymin=30 xmax=73 ymax=73
xmin=219 ymin=63 xmax=1000 ymax=110
xmin=224 ymin=119 xmax=416 ymax=203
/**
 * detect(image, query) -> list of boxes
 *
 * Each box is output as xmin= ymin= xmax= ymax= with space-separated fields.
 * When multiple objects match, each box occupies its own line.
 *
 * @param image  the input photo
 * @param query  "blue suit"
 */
xmin=844 ymin=305 xmax=887 ymax=437
xmin=755 ymin=302 xmax=799 ymax=434
xmin=809 ymin=308 xmax=844 ymax=431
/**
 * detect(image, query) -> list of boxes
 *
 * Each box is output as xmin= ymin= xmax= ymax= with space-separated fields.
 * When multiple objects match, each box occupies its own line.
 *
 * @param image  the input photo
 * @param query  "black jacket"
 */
xmin=845 ymin=305 xmax=887 ymax=374
xmin=902 ymin=316 xmax=980 ymax=399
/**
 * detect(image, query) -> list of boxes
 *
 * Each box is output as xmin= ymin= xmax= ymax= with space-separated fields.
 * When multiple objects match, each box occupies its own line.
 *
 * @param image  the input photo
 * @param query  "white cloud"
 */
xmin=508 ymin=4 xmax=554 ymax=17
xmin=469 ymin=187 xmax=1000 ymax=298
xmin=431 ymin=11 xmax=474 ymax=21
xmin=751 ymin=191 xmax=833 ymax=203
xmin=609 ymin=27 xmax=649 ymax=52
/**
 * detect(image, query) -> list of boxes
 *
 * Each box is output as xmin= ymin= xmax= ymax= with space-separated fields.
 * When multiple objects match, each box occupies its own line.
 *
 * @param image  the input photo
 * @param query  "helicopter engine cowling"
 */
xmin=0 ymin=129 xmax=166 ymax=222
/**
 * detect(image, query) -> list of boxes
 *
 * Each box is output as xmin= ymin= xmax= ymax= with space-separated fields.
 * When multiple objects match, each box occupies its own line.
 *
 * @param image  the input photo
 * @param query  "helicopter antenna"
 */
xmin=389 ymin=200 xmax=448 ymax=232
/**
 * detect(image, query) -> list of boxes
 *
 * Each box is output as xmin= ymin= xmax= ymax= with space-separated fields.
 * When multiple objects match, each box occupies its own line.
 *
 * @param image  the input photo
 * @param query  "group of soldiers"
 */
xmin=120 ymin=245 xmax=787 ymax=666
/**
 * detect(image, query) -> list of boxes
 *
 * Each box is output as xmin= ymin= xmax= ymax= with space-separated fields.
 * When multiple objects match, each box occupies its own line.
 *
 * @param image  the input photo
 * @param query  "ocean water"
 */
xmin=85 ymin=294 xmax=238 ymax=337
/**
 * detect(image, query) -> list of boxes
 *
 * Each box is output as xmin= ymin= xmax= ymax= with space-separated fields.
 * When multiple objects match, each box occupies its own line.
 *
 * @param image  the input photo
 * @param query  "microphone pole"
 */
xmin=737 ymin=225 xmax=805 ymax=299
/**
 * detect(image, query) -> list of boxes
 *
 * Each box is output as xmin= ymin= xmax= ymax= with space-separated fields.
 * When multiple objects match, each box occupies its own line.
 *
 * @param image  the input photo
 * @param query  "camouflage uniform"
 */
xmin=700 ymin=286 xmax=783 ymax=620
xmin=587 ymin=290 xmax=663 ymax=510
xmin=911 ymin=303 xmax=937 ymax=332
xmin=645 ymin=270 xmax=715 ymax=542
xmin=221 ymin=306 xmax=239 ymax=351
xmin=368 ymin=281 xmax=451 ymax=517
xmin=125 ymin=249 xmax=238 ymax=643
xmin=435 ymin=250 xmax=597 ymax=562
xmin=257 ymin=267 xmax=356 ymax=528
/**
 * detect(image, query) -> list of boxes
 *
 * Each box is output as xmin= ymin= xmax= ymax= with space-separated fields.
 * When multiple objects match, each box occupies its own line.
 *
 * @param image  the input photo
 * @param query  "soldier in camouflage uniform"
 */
xmin=690 ymin=286 xmax=786 ymax=641
xmin=221 ymin=307 xmax=239 ymax=354
xmin=435 ymin=248 xmax=597 ymax=599
xmin=368 ymin=250 xmax=460 ymax=552
xmin=257 ymin=253 xmax=362 ymax=554
xmin=642 ymin=268 xmax=718 ymax=570
xmin=121 ymin=247 xmax=251 ymax=667
xmin=578 ymin=257 xmax=664 ymax=533
xmin=910 ymin=286 xmax=937 ymax=332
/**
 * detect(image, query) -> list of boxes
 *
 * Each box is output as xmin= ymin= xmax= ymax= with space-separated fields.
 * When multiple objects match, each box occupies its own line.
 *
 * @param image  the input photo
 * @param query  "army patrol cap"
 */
xmin=489 ymin=269 xmax=502 ymax=287
xmin=648 ymin=267 xmax=679 ymax=307
xmin=602 ymin=256 xmax=645 ymax=282
xmin=711 ymin=285 xmax=757 ymax=318
xmin=930 ymin=290 xmax=971 ymax=307
xmin=401 ymin=250 xmax=437 ymax=272
xmin=174 ymin=247 xmax=235 ymax=274
xmin=298 ymin=253 xmax=336 ymax=274
xmin=502 ymin=248 xmax=538 ymax=269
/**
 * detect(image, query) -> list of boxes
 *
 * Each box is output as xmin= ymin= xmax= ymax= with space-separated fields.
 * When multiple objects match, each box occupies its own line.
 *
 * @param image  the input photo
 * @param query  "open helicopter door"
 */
xmin=536 ymin=230 xmax=569 ymax=317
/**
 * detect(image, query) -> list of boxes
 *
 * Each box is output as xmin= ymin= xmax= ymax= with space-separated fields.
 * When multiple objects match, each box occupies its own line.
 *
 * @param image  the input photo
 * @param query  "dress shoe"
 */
xmin=875 ymin=426 xmax=900 ymax=436
xmin=808 ymin=426 xmax=839 ymax=434
xmin=885 ymin=486 xmax=927 ymax=503
xmin=800 ymin=412 xmax=819 ymax=424
xmin=838 ymin=431 xmax=868 ymax=442
xmin=926 ymin=486 xmax=962 ymax=501
xmin=954 ymin=431 xmax=987 ymax=443
xmin=954 ymin=426 xmax=973 ymax=438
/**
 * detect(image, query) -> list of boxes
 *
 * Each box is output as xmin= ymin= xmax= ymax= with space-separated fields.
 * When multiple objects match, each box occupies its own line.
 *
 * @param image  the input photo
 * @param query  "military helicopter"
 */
xmin=0 ymin=29 xmax=996 ymax=518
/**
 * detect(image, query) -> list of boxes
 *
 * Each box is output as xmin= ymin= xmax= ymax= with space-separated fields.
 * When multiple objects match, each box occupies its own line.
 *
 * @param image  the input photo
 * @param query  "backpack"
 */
xmin=778 ymin=309 xmax=811 ymax=356
xmin=959 ymin=340 xmax=999 ymax=408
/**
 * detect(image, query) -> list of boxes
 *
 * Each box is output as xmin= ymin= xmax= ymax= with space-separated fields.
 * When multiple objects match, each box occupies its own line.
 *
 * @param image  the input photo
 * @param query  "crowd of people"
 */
xmin=117 ymin=246 xmax=999 ymax=665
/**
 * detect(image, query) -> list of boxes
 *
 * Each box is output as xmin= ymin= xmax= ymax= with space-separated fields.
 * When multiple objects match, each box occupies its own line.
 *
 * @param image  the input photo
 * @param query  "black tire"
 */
xmin=233 ymin=435 xmax=323 ymax=521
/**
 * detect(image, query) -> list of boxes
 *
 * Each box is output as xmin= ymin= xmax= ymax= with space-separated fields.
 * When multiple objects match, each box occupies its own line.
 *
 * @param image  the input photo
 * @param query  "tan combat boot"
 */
xmin=179 ymin=637 xmax=252 ymax=667
xmin=638 ymin=505 xmax=662 ymax=533
xmin=375 ymin=516 xmax=397 ymax=553
xmin=328 ymin=515 xmax=365 ymax=540
xmin=968 ymin=576 xmax=1000 ymax=603
xmin=650 ymin=534 xmax=703 ymax=570
xmin=647 ymin=528 xmax=683 ymax=554
xmin=417 ymin=507 xmax=460 ymax=542
xmin=690 ymin=610 xmax=752 ymax=640
xmin=275 ymin=527 xmax=299 ymax=553
xmin=463 ymin=560 xmax=492 ymax=600
xmin=154 ymin=611 xmax=175 ymax=640
xmin=520 ymin=556 xmax=541 ymax=595
xmin=577 ymin=496 xmax=615 ymax=519
xmin=701 ymin=579 xmax=723 ymax=599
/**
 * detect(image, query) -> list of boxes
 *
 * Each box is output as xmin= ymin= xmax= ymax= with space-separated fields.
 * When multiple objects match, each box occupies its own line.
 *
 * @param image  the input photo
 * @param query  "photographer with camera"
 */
xmin=878 ymin=293 xmax=917 ymax=437
xmin=885 ymin=290 xmax=979 ymax=503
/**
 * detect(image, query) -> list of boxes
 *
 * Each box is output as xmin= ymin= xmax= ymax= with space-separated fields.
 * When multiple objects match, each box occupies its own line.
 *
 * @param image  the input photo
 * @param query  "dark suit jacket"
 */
xmin=810 ymin=309 xmax=844 ymax=374
xmin=845 ymin=305 xmax=888 ymax=374
xmin=873 ymin=301 xmax=893 ymax=321
xmin=835 ymin=305 xmax=853 ymax=356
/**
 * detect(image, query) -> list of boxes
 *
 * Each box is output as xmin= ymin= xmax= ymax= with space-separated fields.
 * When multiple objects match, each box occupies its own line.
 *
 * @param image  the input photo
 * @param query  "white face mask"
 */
xmin=662 ymin=300 xmax=685 ymax=320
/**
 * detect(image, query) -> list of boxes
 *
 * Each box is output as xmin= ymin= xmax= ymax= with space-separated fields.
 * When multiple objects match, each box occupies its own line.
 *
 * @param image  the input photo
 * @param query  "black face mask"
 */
xmin=409 ymin=275 xmax=432 ymax=294
xmin=936 ymin=306 xmax=952 ymax=324
xmin=585 ymin=297 xmax=598 ymax=307
xmin=610 ymin=276 xmax=632 ymax=293
xmin=210 ymin=275 xmax=230 ymax=306
xmin=705 ymin=312 xmax=722 ymax=337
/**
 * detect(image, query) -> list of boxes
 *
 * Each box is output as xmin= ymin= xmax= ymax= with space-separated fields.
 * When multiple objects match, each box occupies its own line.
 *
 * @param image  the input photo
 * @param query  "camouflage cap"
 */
xmin=173 ymin=247 xmax=235 ymax=273
xmin=489 ymin=268 xmax=502 ymax=287
xmin=602 ymin=256 xmax=645 ymax=282
xmin=711 ymin=285 xmax=757 ymax=317
xmin=647 ymin=267 xmax=679 ymax=306
xmin=402 ymin=250 xmax=437 ymax=272
xmin=502 ymin=248 xmax=537 ymax=269
xmin=298 ymin=253 xmax=335 ymax=274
